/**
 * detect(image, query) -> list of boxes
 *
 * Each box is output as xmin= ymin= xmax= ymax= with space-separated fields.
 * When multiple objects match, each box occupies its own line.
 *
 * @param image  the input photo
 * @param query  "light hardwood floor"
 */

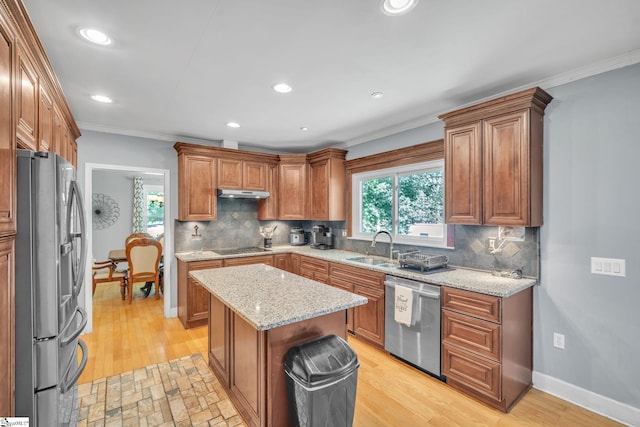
xmin=82 ymin=282 xmax=622 ymax=426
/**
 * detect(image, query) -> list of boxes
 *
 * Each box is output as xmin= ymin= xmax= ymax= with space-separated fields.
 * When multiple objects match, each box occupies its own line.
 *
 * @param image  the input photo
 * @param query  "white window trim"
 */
xmin=351 ymin=159 xmax=453 ymax=249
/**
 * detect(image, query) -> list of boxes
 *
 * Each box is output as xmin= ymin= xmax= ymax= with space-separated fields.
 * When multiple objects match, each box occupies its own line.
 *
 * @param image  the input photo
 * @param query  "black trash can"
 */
xmin=284 ymin=334 xmax=359 ymax=427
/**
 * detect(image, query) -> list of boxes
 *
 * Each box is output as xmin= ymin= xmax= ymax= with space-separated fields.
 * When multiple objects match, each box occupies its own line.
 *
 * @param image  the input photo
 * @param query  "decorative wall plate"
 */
xmin=93 ymin=193 xmax=120 ymax=229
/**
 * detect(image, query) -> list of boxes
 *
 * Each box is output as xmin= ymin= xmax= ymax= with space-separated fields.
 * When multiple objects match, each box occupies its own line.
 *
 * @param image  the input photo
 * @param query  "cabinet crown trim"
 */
xmin=438 ymin=87 xmax=553 ymax=127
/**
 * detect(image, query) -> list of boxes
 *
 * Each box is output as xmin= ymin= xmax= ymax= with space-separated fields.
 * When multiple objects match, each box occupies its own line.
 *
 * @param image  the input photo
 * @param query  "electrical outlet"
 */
xmin=341 ymin=230 xmax=347 ymax=237
xmin=487 ymin=238 xmax=497 ymax=251
xmin=553 ymin=333 xmax=565 ymax=350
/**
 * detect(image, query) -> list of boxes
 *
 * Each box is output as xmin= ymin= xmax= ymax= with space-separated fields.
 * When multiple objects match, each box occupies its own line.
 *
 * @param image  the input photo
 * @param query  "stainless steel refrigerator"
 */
xmin=15 ymin=150 xmax=88 ymax=426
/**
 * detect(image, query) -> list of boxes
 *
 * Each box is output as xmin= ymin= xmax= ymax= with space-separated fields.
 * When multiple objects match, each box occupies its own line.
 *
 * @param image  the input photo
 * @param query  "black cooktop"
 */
xmin=214 ymin=247 xmax=271 ymax=255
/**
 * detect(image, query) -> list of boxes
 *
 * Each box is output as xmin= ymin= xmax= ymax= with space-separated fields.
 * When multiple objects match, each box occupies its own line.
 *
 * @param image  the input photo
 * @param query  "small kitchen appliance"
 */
xmin=259 ymin=225 xmax=276 ymax=248
xmin=310 ymin=225 xmax=333 ymax=250
xmin=289 ymin=227 xmax=306 ymax=246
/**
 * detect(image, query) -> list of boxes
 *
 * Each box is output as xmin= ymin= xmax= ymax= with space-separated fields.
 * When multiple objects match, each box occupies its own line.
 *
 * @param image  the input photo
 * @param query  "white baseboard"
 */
xmin=533 ymin=371 xmax=640 ymax=427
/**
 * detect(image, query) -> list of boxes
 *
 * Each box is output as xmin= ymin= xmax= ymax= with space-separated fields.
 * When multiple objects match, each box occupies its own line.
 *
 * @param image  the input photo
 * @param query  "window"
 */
xmin=352 ymin=159 xmax=450 ymax=248
xmin=144 ymin=185 xmax=164 ymax=237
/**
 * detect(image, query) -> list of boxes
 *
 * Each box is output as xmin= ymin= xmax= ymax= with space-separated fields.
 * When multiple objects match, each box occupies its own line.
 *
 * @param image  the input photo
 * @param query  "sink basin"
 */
xmin=347 ymin=256 xmax=395 ymax=267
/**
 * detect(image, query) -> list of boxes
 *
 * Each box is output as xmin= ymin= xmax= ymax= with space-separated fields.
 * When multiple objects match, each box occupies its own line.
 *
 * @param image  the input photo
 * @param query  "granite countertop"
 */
xmin=177 ymin=245 xmax=536 ymax=297
xmin=190 ymin=264 xmax=367 ymax=331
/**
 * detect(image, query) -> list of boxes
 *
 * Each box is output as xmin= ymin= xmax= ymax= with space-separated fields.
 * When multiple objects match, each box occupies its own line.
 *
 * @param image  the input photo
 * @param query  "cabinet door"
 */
xmin=290 ymin=253 xmax=301 ymax=276
xmin=209 ymin=294 xmax=230 ymax=387
xmin=178 ymin=154 xmax=216 ymax=220
xmin=442 ymin=343 xmax=502 ymax=402
xmin=0 ymin=19 xmax=16 ymax=236
xmin=308 ymin=158 xmax=329 ymax=219
xmin=0 ymin=237 xmax=14 ymax=416
xmin=16 ymin=43 xmax=38 ymax=151
xmin=52 ymin=104 xmax=65 ymax=158
xmin=444 ymin=122 xmax=482 ymax=224
xmin=188 ymin=277 xmax=210 ymax=323
xmin=258 ymin=163 xmax=278 ymax=220
xmin=218 ymin=158 xmax=243 ymax=189
xmin=483 ymin=110 xmax=530 ymax=226
xmin=353 ymin=285 xmax=384 ymax=347
xmin=328 ymin=276 xmax=354 ymax=333
xmin=38 ymin=85 xmax=53 ymax=152
xmin=273 ymin=253 xmax=291 ymax=272
xmin=243 ymin=161 xmax=267 ymax=190
xmin=278 ymin=163 xmax=306 ymax=219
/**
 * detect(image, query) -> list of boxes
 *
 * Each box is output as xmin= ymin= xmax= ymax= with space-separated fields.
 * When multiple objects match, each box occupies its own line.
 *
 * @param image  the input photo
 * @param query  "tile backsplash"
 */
xmin=175 ymin=199 xmax=539 ymax=278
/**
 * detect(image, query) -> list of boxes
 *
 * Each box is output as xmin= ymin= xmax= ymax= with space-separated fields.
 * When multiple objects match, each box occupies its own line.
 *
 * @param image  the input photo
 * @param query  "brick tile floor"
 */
xmin=77 ymin=354 xmax=247 ymax=427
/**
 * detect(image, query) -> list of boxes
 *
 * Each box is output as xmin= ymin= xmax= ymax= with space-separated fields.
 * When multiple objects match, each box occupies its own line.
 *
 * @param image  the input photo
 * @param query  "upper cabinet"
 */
xmin=175 ymin=144 xmax=217 ymax=221
xmin=307 ymin=148 xmax=347 ymax=221
xmin=218 ymin=158 xmax=267 ymax=191
xmin=257 ymin=162 xmax=278 ymax=220
xmin=278 ymin=154 xmax=307 ymax=220
xmin=0 ymin=13 xmax=16 ymax=237
xmin=38 ymin=84 xmax=52 ymax=152
xmin=439 ymin=87 xmax=552 ymax=226
xmin=16 ymin=41 xmax=38 ymax=151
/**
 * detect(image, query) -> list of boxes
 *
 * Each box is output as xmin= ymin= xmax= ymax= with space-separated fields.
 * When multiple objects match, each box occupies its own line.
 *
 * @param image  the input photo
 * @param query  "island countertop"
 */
xmin=190 ymin=263 xmax=367 ymax=331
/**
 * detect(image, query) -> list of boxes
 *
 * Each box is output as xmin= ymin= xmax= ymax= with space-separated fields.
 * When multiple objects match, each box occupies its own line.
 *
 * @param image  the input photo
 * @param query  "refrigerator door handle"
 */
xmin=67 ymin=180 xmax=87 ymax=299
xmin=59 ymin=306 xmax=88 ymax=347
xmin=61 ymin=339 xmax=88 ymax=394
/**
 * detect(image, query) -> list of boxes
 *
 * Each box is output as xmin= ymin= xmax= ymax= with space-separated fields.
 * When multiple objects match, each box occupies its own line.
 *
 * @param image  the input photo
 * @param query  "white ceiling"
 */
xmin=21 ymin=0 xmax=640 ymax=152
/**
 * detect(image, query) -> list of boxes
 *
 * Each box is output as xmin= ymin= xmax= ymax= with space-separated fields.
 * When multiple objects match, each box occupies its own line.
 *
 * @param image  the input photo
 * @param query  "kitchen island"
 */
xmin=190 ymin=264 xmax=367 ymax=427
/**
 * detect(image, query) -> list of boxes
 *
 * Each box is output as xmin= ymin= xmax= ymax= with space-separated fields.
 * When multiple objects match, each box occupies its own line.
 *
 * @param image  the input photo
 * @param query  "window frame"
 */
xmin=143 ymin=184 xmax=165 ymax=237
xmin=351 ymin=159 xmax=451 ymax=248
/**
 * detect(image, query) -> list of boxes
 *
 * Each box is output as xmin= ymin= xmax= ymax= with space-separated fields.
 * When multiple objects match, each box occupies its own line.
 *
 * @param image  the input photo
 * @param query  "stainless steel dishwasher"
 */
xmin=384 ymin=275 xmax=442 ymax=378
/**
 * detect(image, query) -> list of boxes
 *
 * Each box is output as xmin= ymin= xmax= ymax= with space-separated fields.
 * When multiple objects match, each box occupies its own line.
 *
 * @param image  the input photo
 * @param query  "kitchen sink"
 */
xmin=346 ymin=256 xmax=396 ymax=268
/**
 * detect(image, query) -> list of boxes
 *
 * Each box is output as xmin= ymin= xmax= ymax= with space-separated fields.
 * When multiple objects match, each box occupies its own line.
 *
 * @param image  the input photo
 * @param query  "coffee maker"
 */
xmin=311 ymin=225 xmax=333 ymax=250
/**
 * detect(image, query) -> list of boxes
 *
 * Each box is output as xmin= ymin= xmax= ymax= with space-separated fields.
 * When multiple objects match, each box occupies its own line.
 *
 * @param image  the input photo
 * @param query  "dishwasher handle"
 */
xmin=385 ymin=280 xmax=440 ymax=299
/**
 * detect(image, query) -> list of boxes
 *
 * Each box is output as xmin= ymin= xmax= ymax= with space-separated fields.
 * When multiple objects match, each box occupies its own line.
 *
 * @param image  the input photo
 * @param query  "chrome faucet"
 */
xmin=372 ymin=230 xmax=395 ymax=260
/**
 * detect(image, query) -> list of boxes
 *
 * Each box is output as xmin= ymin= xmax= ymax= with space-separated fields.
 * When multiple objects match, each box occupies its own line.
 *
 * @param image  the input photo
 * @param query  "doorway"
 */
xmin=83 ymin=162 xmax=172 ymax=333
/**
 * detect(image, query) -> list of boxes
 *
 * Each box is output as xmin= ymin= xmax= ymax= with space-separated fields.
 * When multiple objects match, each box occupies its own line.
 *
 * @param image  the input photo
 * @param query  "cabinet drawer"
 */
xmin=300 ymin=256 xmax=329 ymax=274
xmin=224 ymin=255 xmax=274 ymax=267
xmin=442 ymin=310 xmax=501 ymax=361
xmin=189 ymin=259 xmax=224 ymax=271
xmin=442 ymin=343 xmax=501 ymax=402
xmin=330 ymin=263 xmax=385 ymax=290
xmin=442 ymin=286 xmax=501 ymax=323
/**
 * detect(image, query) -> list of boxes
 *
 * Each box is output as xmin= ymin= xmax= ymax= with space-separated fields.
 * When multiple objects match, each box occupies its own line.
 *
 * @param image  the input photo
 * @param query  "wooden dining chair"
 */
xmin=125 ymin=232 xmax=153 ymax=246
xmin=125 ymin=237 xmax=162 ymax=304
xmin=92 ymin=259 xmax=128 ymax=300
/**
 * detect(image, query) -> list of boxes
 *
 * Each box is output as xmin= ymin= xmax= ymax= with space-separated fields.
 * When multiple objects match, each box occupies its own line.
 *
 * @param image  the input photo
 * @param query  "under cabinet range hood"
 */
xmin=217 ymin=188 xmax=270 ymax=199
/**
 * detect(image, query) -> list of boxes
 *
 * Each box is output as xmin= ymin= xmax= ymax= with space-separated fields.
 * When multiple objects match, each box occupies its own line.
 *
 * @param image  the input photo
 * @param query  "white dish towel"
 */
xmin=394 ymin=284 xmax=414 ymax=326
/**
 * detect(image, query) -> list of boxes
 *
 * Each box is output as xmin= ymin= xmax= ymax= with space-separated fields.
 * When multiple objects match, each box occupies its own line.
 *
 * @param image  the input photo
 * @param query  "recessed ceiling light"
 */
xmin=371 ymin=92 xmax=384 ymax=99
xmin=78 ymin=27 xmax=112 ymax=45
xmin=300 ymin=127 xmax=308 ymax=131
xmin=381 ymin=0 xmax=418 ymax=15
xmin=226 ymin=122 xmax=240 ymax=128
xmin=273 ymin=83 xmax=292 ymax=94
xmin=91 ymin=94 xmax=112 ymax=103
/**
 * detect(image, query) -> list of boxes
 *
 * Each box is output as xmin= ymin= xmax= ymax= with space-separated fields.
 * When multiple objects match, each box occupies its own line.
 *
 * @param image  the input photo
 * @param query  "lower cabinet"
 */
xmin=273 ymin=253 xmax=291 ymax=272
xmin=177 ymin=259 xmax=223 ymax=329
xmin=441 ymin=286 xmax=533 ymax=412
xmin=300 ymin=255 xmax=329 ymax=284
xmin=0 ymin=236 xmax=14 ymax=416
xmin=329 ymin=263 xmax=385 ymax=347
xmin=290 ymin=253 xmax=301 ymax=275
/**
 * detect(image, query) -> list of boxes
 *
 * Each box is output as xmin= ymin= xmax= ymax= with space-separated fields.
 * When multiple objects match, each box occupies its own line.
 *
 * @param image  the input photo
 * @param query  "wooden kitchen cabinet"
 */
xmin=38 ymin=85 xmax=53 ymax=152
xmin=330 ymin=263 xmax=385 ymax=347
xmin=290 ymin=253 xmax=301 ymax=276
xmin=307 ymin=148 xmax=347 ymax=221
xmin=439 ymin=87 xmax=552 ymax=226
xmin=278 ymin=154 xmax=307 ymax=220
xmin=177 ymin=259 xmax=222 ymax=329
xmin=223 ymin=255 xmax=273 ymax=267
xmin=209 ymin=293 xmax=231 ymax=387
xmin=218 ymin=158 xmax=267 ymax=191
xmin=0 ymin=236 xmax=15 ymax=417
xmin=175 ymin=146 xmax=217 ymax=220
xmin=0 ymin=13 xmax=16 ymax=237
xmin=257 ymin=162 xmax=278 ymax=220
xmin=16 ymin=41 xmax=38 ymax=151
xmin=441 ymin=286 xmax=533 ymax=412
xmin=273 ymin=253 xmax=291 ymax=272
xmin=300 ymin=255 xmax=329 ymax=284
